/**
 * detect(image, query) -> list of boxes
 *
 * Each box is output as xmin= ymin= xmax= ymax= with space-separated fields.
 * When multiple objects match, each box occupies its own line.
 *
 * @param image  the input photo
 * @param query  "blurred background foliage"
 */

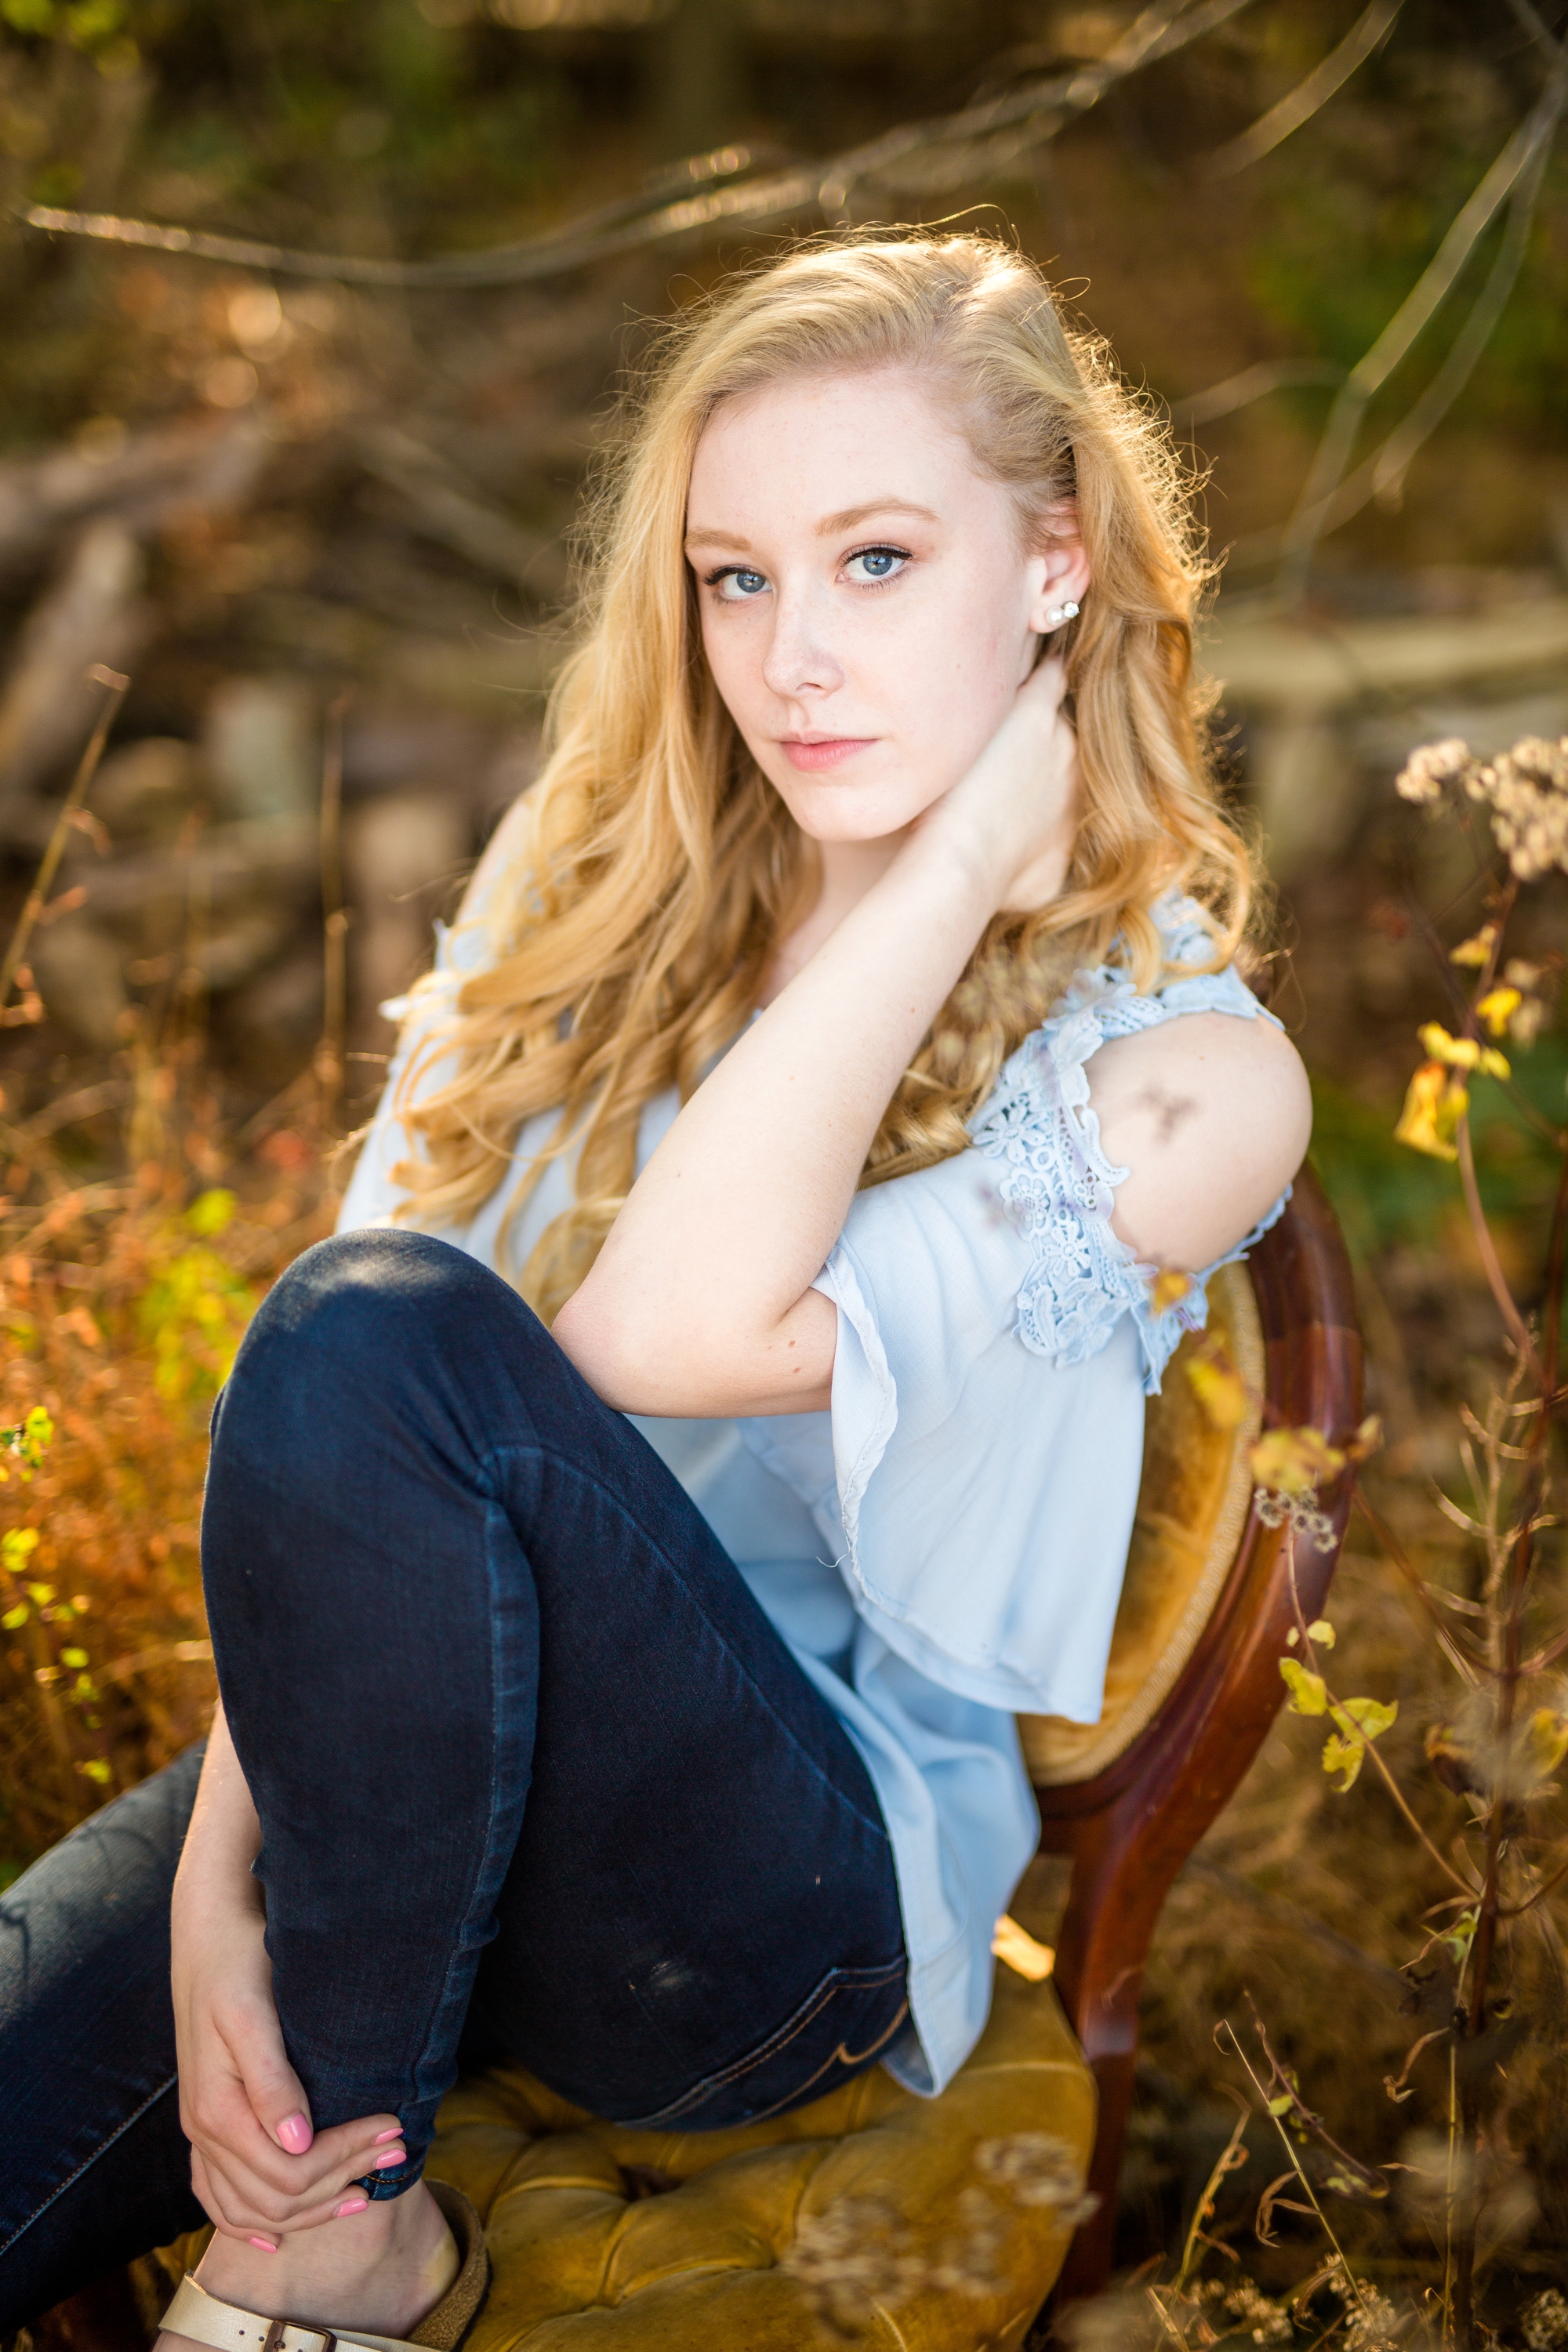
xmin=2 ymin=0 xmax=1567 ymax=2333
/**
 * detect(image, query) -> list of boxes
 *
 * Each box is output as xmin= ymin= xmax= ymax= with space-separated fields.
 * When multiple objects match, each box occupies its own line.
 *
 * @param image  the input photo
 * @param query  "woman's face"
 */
xmin=685 ymin=365 xmax=1088 ymax=846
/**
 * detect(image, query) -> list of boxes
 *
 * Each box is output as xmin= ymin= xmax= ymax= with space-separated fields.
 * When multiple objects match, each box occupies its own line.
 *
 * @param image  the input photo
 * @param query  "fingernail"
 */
xmin=336 ymin=2198 xmax=368 ymax=2218
xmin=249 ymin=2237 xmax=278 ymax=2253
xmin=276 ymin=2114 xmax=311 ymax=2154
xmin=374 ymin=2148 xmax=406 ymax=2169
xmin=373 ymin=2129 xmax=403 ymax=2145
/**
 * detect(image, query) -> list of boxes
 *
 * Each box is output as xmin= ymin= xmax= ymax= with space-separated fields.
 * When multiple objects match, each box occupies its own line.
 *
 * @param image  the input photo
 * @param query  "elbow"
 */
xmin=550 ymin=1284 xmax=664 ymax=1411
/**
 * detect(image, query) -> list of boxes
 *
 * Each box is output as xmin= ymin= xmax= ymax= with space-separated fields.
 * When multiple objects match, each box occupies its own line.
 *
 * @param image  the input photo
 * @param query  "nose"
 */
xmin=760 ymin=579 xmax=844 ymax=703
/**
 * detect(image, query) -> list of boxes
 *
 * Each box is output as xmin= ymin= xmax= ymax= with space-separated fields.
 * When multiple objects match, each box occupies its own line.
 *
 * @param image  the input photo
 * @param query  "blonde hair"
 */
xmin=387 ymin=231 xmax=1251 ymax=1320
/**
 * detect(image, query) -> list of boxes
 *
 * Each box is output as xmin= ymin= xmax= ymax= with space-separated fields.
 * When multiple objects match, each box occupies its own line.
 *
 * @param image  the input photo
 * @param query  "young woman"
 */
xmin=0 ymin=233 xmax=1311 ymax=2348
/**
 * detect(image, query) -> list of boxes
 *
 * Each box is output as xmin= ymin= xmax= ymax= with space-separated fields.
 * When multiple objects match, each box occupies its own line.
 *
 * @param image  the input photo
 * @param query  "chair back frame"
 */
xmin=1040 ymin=1166 xmax=1363 ymax=2307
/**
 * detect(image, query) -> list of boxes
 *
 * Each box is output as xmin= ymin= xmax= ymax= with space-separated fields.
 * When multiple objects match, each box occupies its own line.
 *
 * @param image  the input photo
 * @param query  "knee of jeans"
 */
xmin=221 ymin=1229 xmax=532 ymax=1446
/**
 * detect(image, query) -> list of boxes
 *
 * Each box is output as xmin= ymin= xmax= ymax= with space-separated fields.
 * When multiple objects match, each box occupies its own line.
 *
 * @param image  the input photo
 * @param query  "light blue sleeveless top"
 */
xmin=337 ymin=893 xmax=1288 ymax=2100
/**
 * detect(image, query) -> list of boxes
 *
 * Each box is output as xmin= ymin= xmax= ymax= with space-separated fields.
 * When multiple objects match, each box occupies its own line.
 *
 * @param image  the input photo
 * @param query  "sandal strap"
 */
xmin=162 ymin=2273 xmax=423 ymax=2352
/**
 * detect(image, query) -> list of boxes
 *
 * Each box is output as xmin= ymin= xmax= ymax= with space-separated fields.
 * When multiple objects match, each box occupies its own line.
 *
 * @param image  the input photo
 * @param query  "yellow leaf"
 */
xmin=1395 ymin=1062 xmax=1465 ymax=1160
xmin=1417 ymin=1022 xmax=1508 ymax=1080
xmin=1523 ymin=1708 xmax=1568 ymax=1783
xmin=2 ymin=1527 xmax=39 ymax=1570
xmin=60 ymin=1646 xmax=88 ymax=1669
xmin=1149 ymin=1267 xmax=1194 ymax=1312
xmin=1450 ymin=925 xmax=1497 ymax=968
xmin=1347 ymin=1414 xmax=1384 ymax=1462
xmin=1185 ymin=1344 xmax=1247 ymax=1431
xmin=186 ymin=1187 xmax=236 ymax=1238
xmin=1477 ymin=986 xmax=1522 ymax=1039
xmin=1306 ymin=1619 xmax=1336 ymax=1650
xmin=1 ymin=1603 xmax=27 ymax=1630
xmin=76 ymin=1758 xmax=111 ymax=1785
xmin=1250 ymin=1426 xmax=1345 ymax=1495
xmin=992 ymin=1915 xmax=1055 ymax=1982
xmin=1332 ymin=1696 xmax=1397 ymax=1743
xmin=1279 ymin=1658 xmax=1327 ymax=1716
xmin=1321 ymin=1731 xmax=1366 ymax=1791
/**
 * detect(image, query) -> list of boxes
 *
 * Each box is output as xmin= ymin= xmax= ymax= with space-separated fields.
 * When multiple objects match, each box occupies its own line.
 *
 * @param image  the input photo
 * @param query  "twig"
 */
xmin=314 ymin=692 xmax=350 ymax=1134
xmin=14 ymin=0 xmax=1262 ymax=289
xmin=1276 ymin=67 xmax=1567 ymax=597
xmin=0 ymin=666 xmax=128 ymax=1015
xmin=1457 ymin=1116 xmax=1544 ymax=1387
xmin=1197 ymin=0 xmax=1403 ymax=177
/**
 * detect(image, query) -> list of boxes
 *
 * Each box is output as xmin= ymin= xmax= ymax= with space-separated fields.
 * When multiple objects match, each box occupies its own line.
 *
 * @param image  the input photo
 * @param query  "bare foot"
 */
xmin=155 ymin=2180 xmax=458 ymax=2352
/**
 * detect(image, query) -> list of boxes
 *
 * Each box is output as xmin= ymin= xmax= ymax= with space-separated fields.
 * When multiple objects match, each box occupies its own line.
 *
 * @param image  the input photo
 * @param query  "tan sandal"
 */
xmin=160 ymin=2180 xmax=489 ymax=2352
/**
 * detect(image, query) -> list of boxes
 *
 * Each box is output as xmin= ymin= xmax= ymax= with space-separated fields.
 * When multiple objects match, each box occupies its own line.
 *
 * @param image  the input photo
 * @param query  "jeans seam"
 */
xmin=476 ymin=1439 xmax=891 ymax=1843
xmin=0 ymin=2071 xmax=179 ymax=2259
xmin=616 ymin=1960 xmax=909 ymax=2127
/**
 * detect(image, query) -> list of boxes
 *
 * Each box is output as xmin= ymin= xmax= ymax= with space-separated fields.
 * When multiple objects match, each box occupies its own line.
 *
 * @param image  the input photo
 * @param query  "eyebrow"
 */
xmin=683 ymin=497 xmax=941 ymax=555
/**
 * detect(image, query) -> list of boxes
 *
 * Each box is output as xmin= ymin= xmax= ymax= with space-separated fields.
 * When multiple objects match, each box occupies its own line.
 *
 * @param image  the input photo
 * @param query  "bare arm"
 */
xmin=553 ymin=659 xmax=1080 ymax=1417
xmin=1089 ymin=1011 xmax=1312 ymax=1272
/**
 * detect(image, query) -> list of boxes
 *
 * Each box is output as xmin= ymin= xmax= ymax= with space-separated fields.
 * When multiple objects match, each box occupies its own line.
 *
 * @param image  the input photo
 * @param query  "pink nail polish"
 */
xmin=373 ymin=2129 xmax=403 ymax=2145
xmin=374 ymin=2148 xmax=406 ymax=2169
xmin=249 ymin=2237 xmax=278 ymax=2253
xmin=276 ymin=2113 xmax=312 ymax=2154
xmin=336 ymin=2198 xmax=369 ymax=2218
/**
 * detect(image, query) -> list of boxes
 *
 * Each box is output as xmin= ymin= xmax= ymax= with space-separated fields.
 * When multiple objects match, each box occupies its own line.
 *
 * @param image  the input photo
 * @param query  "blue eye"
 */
xmin=845 ymin=546 xmax=909 ymax=584
xmin=709 ymin=566 xmax=769 ymax=601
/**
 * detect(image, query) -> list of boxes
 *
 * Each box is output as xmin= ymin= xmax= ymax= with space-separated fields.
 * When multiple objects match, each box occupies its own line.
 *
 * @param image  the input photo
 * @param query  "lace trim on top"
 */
xmin=967 ymin=899 xmax=1289 ymax=1396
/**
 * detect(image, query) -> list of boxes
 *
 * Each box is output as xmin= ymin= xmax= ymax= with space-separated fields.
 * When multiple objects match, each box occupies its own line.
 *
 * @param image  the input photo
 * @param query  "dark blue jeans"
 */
xmin=0 ymin=1230 xmax=908 ymax=2328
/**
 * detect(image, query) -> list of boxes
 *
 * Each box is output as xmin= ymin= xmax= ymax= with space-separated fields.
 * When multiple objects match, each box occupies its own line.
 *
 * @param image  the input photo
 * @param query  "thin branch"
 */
xmin=1168 ymin=355 xmax=1345 ymax=430
xmin=0 ymin=667 xmax=127 ymax=1015
xmin=14 ymin=0 xmax=1263 ymax=289
xmin=1276 ymin=64 xmax=1567 ymax=596
xmin=1457 ymin=1115 xmax=1545 ymax=1387
xmin=1271 ymin=79 xmax=1563 ymax=554
xmin=1197 ymin=0 xmax=1404 ymax=177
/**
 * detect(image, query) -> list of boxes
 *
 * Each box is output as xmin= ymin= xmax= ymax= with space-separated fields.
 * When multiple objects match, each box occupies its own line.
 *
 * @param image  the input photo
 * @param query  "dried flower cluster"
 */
xmin=1396 ymin=731 xmax=1568 ymax=881
xmin=975 ymin=2130 xmax=1099 ymax=2223
xmin=780 ymin=2136 xmax=1097 ymax=2339
xmin=1254 ymin=1485 xmax=1337 ymax=1550
xmin=1523 ymin=2288 xmax=1568 ymax=2351
xmin=1197 ymin=2274 xmax=1294 ymax=2343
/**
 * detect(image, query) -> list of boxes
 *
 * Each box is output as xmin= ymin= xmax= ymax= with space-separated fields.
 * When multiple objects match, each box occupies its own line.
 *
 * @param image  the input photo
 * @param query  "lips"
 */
xmin=779 ymin=735 xmax=877 ymax=771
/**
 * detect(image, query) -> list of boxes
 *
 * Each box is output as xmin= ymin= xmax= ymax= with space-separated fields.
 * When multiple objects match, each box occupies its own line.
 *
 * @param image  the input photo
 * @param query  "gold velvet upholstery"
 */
xmin=1020 ymin=1260 xmax=1264 ymax=1787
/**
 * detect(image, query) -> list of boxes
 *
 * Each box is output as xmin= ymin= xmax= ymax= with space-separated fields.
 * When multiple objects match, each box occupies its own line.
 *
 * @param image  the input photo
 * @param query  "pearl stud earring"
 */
xmin=1044 ymin=598 xmax=1080 ymax=628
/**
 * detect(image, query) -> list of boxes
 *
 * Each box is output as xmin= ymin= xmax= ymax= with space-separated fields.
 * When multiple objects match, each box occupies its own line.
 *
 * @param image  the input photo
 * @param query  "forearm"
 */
xmin=555 ymin=828 xmax=996 ymax=1414
xmin=174 ymin=1699 xmax=263 ymax=1929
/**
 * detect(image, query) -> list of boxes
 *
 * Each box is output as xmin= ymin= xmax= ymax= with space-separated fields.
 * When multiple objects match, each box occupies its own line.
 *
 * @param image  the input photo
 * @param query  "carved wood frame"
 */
xmin=1040 ymin=1163 xmax=1363 ymax=2310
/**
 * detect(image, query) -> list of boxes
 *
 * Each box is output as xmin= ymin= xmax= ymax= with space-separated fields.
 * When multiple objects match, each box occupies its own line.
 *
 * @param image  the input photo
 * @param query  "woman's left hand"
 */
xmin=913 ymin=654 xmax=1080 ymax=915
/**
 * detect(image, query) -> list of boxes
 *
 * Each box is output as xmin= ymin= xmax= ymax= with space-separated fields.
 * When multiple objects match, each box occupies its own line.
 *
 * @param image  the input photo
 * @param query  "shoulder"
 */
xmin=1087 ymin=1008 xmax=1311 ymax=1273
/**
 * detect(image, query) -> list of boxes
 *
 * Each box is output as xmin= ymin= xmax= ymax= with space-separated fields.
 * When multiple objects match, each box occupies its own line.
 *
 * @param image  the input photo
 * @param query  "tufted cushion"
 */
xmin=133 ymin=1973 xmax=1093 ymax=2352
xmin=1019 ymin=1260 xmax=1264 ymax=1787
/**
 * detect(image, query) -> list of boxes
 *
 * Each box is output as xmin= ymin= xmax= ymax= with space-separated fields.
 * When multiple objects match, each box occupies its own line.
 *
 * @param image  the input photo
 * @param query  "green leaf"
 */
xmin=1 ymin=1603 xmax=27 ymax=1630
xmin=1279 ymin=1658 xmax=1327 ymax=1715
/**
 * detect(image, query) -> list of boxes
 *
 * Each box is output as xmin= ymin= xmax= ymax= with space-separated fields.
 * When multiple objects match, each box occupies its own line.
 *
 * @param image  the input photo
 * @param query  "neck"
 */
xmin=761 ymin=827 xmax=910 ymax=1006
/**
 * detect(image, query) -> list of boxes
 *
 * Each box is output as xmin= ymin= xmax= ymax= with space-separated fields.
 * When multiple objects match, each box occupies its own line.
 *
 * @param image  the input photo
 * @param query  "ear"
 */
xmin=1025 ymin=503 xmax=1092 ymax=637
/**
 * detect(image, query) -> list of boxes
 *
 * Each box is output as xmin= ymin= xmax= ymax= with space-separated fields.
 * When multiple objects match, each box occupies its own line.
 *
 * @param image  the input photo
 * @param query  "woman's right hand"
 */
xmin=172 ymin=1869 xmax=406 ymax=2245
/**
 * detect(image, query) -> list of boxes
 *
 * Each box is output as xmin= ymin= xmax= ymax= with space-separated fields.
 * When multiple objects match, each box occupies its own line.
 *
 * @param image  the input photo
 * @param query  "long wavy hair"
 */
xmin=384 ymin=231 xmax=1253 ymax=1320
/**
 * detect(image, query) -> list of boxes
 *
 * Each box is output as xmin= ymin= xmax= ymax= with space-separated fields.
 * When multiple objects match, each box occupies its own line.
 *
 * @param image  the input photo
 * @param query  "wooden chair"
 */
xmin=28 ymin=1170 xmax=1360 ymax=2352
xmin=1028 ymin=1161 xmax=1363 ymax=2307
